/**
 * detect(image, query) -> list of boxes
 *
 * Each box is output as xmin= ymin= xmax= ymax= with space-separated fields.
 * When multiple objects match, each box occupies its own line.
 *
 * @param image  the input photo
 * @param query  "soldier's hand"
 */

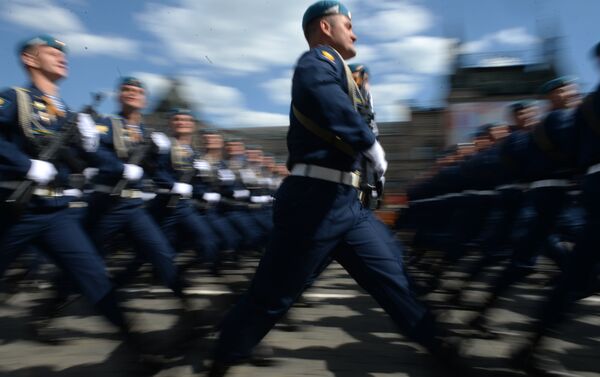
xmin=122 ymin=164 xmax=144 ymax=181
xmin=150 ymin=132 xmax=171 ymax=154
xmin=26 ymin=159 xmax=57 ymax=185
xmin=364 ymin=141 xmax=387 ymax=179
xmin=77 ymin=113 xmax=99 ymax=152
xmin=202 ymin=192 xmax=221 ymax=203
xmin=193 ymin=159 xmax=211 ymax=172
xmin=171 ymin=182 xmax=193 ymax=198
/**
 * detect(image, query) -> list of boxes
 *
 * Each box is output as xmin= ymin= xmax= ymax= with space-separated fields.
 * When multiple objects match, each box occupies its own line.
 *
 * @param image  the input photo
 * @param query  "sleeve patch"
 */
xmin=0 ymin=97 xmax=10 ymax=109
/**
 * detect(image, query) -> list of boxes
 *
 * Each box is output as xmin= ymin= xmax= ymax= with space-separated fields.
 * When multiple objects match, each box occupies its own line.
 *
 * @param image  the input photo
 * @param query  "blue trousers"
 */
xmin=86 ymin=194 xmax=182 ymax=294
xmin=204 ymin=208 xmax=243 ymax=252
xmin=149 ymin=197 xmax=218 ymax=262
xmin=0 ymin=207 xmax=111 ymax=304
xmin=214 ymin=177 xmax=432 ymax=362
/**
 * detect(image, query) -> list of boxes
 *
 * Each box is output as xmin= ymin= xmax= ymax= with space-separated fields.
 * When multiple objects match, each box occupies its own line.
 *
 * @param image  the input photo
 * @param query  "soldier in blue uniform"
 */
xmin=208 ymin=2 xmax=467 ymax=376
xmin=121 ymin=108 xmax=220 ymax=277
xmin=194 ymin=132 xmax=244 ymax=261
xmin=85 ymin=77 xmax=189 ymax=305
xmin=510 ymin=44 xmax=600 ymax=376
xmin=0 ymin=35 xmax=138 ymax=350
xmin=468 ymin=77 xmax=581 ymax=334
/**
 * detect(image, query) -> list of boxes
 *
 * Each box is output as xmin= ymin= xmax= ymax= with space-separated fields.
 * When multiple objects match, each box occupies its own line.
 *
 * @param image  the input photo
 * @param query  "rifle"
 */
xmin=166 ymin=168 xmax=196 ymax=208
xmin=5 ymin=111 xmax=79 ymax=212
xmin=81 ymin=92 xmax=105 ymax=118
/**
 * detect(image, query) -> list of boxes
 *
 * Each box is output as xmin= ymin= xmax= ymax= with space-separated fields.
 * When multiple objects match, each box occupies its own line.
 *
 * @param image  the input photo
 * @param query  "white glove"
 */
xmin=151 ymin=132 xmax=171 ymax=154
xmin=83 ymin=167 xmax=99 ymax=180
xmin=202 ymin=192 xmax=221 ymax=203
xmin=63 ymin=188 xmax=83 ymax=198
xmin=122 ymin=164 xmax=144 ymax=181
xmin=239 ymin=169 xmax=257 ymax=185
xmin=77 ymin=113 xmax=99 ymax=152
xmin=217 ymin=169 xmax=236 ymax=183
xmin=193 ymin=159 xmax=211 ymax=172
xmin=233 ymin=189 xmax=250 ymax=199
xmin=363 ymin=141 xmax=388 ymax=179
xmin=250 ymin=195 xmax=272 ymax=203
xmin=171 ymin=182 xmax=193 ymax=198
xmin=27 ymin=159 xmax=57 ymax=185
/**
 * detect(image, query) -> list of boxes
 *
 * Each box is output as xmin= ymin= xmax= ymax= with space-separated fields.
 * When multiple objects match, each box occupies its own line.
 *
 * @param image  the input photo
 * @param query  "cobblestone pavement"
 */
xmin=0 ymin=246 xmax=599 ymax=377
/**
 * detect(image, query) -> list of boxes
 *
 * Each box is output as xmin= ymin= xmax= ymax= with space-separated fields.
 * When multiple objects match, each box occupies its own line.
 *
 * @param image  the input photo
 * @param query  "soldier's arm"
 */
xmin=87 ymin=117 xmax=126 ymax=177
xmin=0 ymin=89 xmax=37 ymax=177
xmin=294 ymin=49 xmax=376 ymax=153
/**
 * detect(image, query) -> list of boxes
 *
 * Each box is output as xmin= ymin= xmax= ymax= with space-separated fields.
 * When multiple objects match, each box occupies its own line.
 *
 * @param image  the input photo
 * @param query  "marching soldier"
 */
xmin=0 ymin=35 xmax=149 ymax=360
xmin=84 ymin=77 xmax=189 ymax=306
xmin=208 ymin=2 xmax=468 ymax=376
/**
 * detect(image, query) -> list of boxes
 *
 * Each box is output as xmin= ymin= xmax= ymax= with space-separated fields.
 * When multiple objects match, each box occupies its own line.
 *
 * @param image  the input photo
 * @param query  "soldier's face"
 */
xmin=23 ymin=46 xmax=68 ymax=81
xmin=324 ymin=15 xmax=356 ymax=59
xmin=170 ymin=114 xmax=195 ymax=136
xmin=490 ymin=125 xmax=509 ymax=141
xmin=550 ymin=83 xmax=580 ymax=109
xmin=119 ymin=85 xmax=146 ymax=111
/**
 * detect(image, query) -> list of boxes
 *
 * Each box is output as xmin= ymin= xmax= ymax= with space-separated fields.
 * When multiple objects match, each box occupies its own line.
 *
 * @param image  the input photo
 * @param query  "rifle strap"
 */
xmin=290 ymin=48 xmax=365 ymax=158
xmin=292 ymin=105 xmax=356 ymax=156
xmin=13 ymin=87 xmax=35 ymax=140
xmin=111 ymin=117 xmax=129 ymax=159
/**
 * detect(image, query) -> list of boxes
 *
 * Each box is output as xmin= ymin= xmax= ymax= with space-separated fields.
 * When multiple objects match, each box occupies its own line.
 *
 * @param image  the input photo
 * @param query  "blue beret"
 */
xmin=169 ymin=108 xmax=193 ymax=117
xmin=473 ymin=124 xmax=492 ymax=138
xmin=539 ymin=76 xmax=575 ymax=95
xmin=509 ymin=100 xmax=535 ymax=113
xmin=302 ymin=1 xmax=351 ymax=31
xmin=118 ymin=76 xmax=144 ymax=89
xmin=348 ymin=63 xmax=369 ymax=75
xmin=18 ymin=34 xmax=66 ymax=54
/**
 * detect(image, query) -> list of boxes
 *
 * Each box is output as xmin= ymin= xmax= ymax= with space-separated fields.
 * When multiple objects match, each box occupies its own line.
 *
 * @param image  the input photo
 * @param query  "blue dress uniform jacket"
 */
xmin=89 ymin=115 xmax=147 ymax=191
xmin=287 ymin=45 xmax=376 ymax=171
xmin=214 ymin=45 xmax=441 ymax=364
xmin=0 ymin=85 xmax=73 ymax=208
xmin=147 ymin=140 xmax=218 ymax=262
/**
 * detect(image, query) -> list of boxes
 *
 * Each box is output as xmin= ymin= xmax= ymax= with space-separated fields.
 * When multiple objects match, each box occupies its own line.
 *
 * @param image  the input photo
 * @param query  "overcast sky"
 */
xmin=1 ymin=0 xmax=598 ymax=127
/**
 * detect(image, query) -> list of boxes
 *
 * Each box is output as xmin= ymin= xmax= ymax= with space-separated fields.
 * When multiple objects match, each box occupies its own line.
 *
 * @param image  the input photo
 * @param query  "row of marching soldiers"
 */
xmin=0 ymin=34 xmax=286 ymax=369
xmin=399 ymin=43 xmax=600 ymax=376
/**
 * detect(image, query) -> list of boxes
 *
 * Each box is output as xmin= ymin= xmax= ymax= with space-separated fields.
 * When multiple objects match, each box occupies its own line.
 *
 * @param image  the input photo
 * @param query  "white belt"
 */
xmin=0 ymin=181 xmax=64 ymax=197
xmin=495 ymin=184 xmax=527 ymax=190
xmin=528 ymin=179 xmax=571 ymax=189
xmin=463 ymin=190 xmax=496 ymax=196
xmin=94 ymin=184 xmax=143 ymax=199
xmin=290 ymin=164 xmax=360 ymax=188
xmin=586 ymin=162 xmax=600 ymax=175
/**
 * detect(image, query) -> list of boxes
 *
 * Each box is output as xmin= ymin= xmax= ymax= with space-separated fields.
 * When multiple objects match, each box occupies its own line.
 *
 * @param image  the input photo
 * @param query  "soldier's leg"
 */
xmin=177 ymin=206 xmax=219 ymax=264
xmin=335 ymin=211 xmax=434 ymax=345
xmin=126 ymin=207 xmax=184 ymax=296
xmin=212 ymin=178 xmax=357 ymax=365
xmin=37 ymin=212 xmax=126 ymax=326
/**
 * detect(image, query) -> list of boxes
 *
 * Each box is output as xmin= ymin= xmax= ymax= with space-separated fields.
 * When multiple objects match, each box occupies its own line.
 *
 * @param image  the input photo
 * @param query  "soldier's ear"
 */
xmin=21 ymin=49 xmax=40 ymax=70
xmin=320 ymin=18 xmax=333 ymax=37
